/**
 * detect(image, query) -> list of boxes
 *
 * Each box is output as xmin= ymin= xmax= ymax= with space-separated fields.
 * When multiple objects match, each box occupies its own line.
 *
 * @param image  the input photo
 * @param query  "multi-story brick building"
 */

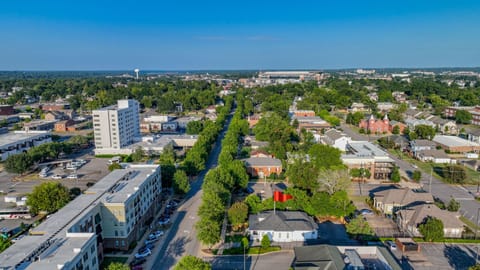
xmin=359 ymin=115 xmax=390 ymax=134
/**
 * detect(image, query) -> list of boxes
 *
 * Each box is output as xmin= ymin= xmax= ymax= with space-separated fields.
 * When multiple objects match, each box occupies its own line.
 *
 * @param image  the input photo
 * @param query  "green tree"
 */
xmin=5 ymin=153 xmax=33 ymax=174
xmin=198 ymin=191 xmax=226 ymax=222
xmin=174 ymin=255 xmax=211 ymax=270
xmin=447 ymin=198 xmax=460 ymax=212
xmin=228 ymin=160 xmax=249 ymax=189
xmin=414 ymin=125 xmax=436 ymax=140
xmin=173 ymin=170 xmax=190 ymax=195
xmin=443 ymin=165 xmax=467 ymax=184
xmin=0 ymin=237 xmax=11 ymax=253
xmin=108 ymin=163 xmax=123 ymax=171
xmin=106 ymin=262 xmax=130 ymax=270
xmin=308 ymin=144 xmax=344 ymax=170
xmin=469 ymin=264 xmax=480 ymax=270
xmin=196 ymin=217 xmax=221 ymax=249
xmin=228 ymin=201 xmax=248 ymax=227
xmin=390 ymin=166 xmax=401 ymax=182
xmin=27 ymin=182 xmax=71 ymax=214
xmin=261 ymin=234 xmax=271 ymax=249
xmin=419 ymin=216 xmax=444 ymax=242
xmin=131 ymin=147 xmax=145 ymax=162
xmin=455 ymin=110 xmax=472 ymax=124
xmin=350 ymin=168 xmax=371 ymax=180
xmin=286 ymin=159 xmax=318 ymax=193
xmin=186 ymin=121 xmax=204 ymax=135
xmin=412 ymin=170 xmax=422 ymax=182
xmin=392 ymin=125 xmax=400 ymax=135
xmin=245 ymin=194 xmax=262 ymax=214
xmin=345 ymin=216 xmax=375 ymax=240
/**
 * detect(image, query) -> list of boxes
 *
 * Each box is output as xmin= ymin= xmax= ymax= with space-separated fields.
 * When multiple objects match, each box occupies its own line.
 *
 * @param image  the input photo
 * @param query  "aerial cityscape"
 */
xmin=1 ymin=1 xmax=480 ymax=270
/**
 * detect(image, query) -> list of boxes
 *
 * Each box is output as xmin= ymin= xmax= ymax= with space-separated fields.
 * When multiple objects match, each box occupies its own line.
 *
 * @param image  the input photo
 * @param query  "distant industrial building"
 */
xmin=0 ymin=164 xmax=162 ymax=270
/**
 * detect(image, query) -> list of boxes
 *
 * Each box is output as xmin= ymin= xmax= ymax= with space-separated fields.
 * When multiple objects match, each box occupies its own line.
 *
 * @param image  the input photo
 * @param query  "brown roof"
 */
xmin=399 ymin=204 xmax=464 ymax=229
xmin=374 ymin=188 xmax=433 ymax=206
xmin=243 ymin=157 xmax=282 ymax=167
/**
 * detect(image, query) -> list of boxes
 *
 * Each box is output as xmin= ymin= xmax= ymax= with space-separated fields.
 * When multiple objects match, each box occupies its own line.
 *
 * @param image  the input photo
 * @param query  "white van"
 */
xmin=108 ymin=156 xmax=121 ymax=165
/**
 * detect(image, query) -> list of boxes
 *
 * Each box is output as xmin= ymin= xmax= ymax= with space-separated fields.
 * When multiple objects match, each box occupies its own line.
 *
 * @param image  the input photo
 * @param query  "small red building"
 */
xmin=54 ymin=120 xmax=76 ymax=132
xmin=243 ymin=157 xmax=282 ymax=177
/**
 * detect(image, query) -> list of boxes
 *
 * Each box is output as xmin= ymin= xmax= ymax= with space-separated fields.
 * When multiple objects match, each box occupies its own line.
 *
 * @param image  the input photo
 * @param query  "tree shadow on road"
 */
xmin=210 ymin=255 xmax=254 ymax=270
xmin=443 ymin=244 xmax=476 ymax=270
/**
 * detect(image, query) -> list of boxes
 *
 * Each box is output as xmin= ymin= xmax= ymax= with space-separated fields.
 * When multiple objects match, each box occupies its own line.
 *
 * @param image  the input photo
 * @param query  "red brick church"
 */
xmin=359 ymin=114 xmax=390 ymax=133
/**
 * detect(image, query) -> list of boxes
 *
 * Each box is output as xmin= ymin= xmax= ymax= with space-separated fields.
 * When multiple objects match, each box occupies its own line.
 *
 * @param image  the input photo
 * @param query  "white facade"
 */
xmin=93 ymin=99 xmax=140 ymax=153
xmin=251 ymin=230 xmax=317 ymax=243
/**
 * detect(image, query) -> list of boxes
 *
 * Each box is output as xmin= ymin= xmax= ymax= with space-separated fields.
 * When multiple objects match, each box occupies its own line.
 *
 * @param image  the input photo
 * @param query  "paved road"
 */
xmin=151 ymin=112 xmax=233 ymax=270
xmin=208 ymin=251 xmax=295 ymax=270
xmin=340 ymin=123 xmax=480 ymax=224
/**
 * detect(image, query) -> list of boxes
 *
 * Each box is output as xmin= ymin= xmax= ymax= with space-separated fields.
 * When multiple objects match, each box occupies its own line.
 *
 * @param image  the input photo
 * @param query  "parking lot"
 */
xmin=401 ymin=243 xmax=478 ymax=270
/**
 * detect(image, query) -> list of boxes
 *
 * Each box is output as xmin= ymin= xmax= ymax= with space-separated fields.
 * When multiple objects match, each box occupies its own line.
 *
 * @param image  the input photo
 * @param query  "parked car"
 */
xmin=51 ymin=174 xmax=63 ymax=179
xmin=138 ymin=243 xmax=154 ymax=253
xmin=360 ymin=209 xmax=373 ymax=216
xmin=67 ymin=174 xmax=78 ymax=179
xmin=158 ymin=218 xmax=170 ymax=226
xmin=66 ymin=165 xmax=78 ymax=170
xmin=245 ymin=187 xmax=255 ymax=194
xmin=385 ymin=240 xmax=397 ymax=250
xmin=145 ymin=238 xmax=158 ymax=245
xmin=131 ymin=265 xmax=143 ymax=270
xmin=134 ymin=249 xmax=152 ymax=259
xmin=150 ymin=230 xmax=164 ymax=238
xmin=130 ymin=258 xmax=146 ymax=267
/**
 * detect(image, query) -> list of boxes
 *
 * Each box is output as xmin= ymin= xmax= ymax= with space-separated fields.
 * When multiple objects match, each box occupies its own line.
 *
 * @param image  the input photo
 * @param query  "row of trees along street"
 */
xmin=196 ymin=95 xmax=250 ymax=249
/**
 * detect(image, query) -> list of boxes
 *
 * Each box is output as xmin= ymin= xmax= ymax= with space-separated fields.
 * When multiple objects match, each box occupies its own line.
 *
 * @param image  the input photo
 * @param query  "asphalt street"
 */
xmin=340 ymin=123 xmax=480 ymax=224
xmin=151 ymin=112 xmax=233 ymax=270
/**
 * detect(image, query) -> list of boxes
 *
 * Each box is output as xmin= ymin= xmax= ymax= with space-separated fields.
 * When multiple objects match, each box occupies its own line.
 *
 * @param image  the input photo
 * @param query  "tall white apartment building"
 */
xmin=93 ymin=99 xmax=140 ymax=154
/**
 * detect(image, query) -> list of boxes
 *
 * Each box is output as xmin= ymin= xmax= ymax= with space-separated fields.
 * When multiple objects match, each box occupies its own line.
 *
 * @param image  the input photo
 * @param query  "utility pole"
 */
xmin=429 ymin=167 xmax=433 ymax=193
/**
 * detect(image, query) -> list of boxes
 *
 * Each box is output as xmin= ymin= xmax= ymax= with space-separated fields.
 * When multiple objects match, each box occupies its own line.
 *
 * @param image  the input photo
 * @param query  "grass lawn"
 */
xmin=248 ymin=246 xmax=281 ymax=254
xmin=100 ymin=257 xmax=128 ymax=270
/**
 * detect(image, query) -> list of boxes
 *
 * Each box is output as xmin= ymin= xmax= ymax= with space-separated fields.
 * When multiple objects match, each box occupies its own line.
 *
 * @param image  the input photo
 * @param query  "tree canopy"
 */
xmin=419 ymin=216 xmax=444 ymax=242
xmin=27 ymin=182 xmax=71 ymax=214
xmin=174 ymin=255 xmax=211 ymax=270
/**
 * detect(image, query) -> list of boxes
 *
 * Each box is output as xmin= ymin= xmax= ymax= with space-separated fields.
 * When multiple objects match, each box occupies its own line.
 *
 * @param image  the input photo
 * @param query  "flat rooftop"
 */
xmin=0 ymin=164 xmax=160 ymax=269
xmin=0 ymin=131 xmax=50 ymax=147
xmin=433 ymin=135 xmax=480 ymax=147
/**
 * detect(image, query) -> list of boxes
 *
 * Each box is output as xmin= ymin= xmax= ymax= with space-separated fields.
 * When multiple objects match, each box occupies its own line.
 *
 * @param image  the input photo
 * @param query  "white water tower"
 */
xmin=134 ymin=68 xmax=140 ymax=80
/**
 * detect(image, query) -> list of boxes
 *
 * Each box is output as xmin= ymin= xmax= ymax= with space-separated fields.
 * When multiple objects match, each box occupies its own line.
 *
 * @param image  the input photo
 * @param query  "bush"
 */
xmin=261 ymin=234 xmax=271 ymax=249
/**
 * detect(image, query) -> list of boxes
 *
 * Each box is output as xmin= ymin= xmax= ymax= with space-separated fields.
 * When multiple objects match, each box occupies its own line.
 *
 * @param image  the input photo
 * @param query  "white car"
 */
xmin=51 ymin=174 xmax=63 ymax=179
xmin=386 ymin=240 xmax=397 ymax=250
xmin=150 ymin=231 xmax=164 ymax=238
xmin=134 ymin=248 xmax=152 ymax=259
xmin=67 ymin=174 xmax=78 ymax=179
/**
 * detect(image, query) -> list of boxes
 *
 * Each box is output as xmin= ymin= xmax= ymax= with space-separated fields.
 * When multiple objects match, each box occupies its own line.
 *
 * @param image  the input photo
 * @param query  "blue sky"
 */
xmin=1 ymin=0 xmax=479 ymax=70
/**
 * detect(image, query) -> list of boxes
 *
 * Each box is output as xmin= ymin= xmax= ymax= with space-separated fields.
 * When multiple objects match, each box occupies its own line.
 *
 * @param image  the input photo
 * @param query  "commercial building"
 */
xmin=0 ymin=131 xmax=51 ymax=161
xmin=23 ymin=120 xmax=58 ymax=132
xmin=432 ymin=135 xmax=480 ymax=153
xmin=242 ymin=157 xmax=282 ymax=178
xmin=0 ymin=164 xmax=162 ymax=270
xmin=373 ymin=187 xmax=434 ymax=215
xmin=320 ymin=129 xmax=351 ymax=152
xmin=341 ymin=141 xmax=395 ymax=180
xmin=93 ymin=100 xmax=141 ymax=154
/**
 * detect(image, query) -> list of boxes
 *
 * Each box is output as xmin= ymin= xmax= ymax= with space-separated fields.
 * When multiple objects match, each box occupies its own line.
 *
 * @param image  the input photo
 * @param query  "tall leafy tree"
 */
xmin=196 ymin=217 xmax=221 ymax=249
xmin=27 ymin=182 xmax=71 ymax=214
xmin=173 ymin=170 xmax=190 ymax=195
xmin=227 ymin=202 xmax=248 ymax=227
xmin=4 ymin=153 xmax=33 ymax=174
xmin=419 ymin=217 xmax=444 ymax=242
xmin=286 ymin=158 xmax=318 ymax=192
xmin=174 ymin=255 xmax=211 ymax=270
xmin=316 ymin=169 xmax=351 ymax=195
xmin=106 ymin=262 xmax=130 ymax=270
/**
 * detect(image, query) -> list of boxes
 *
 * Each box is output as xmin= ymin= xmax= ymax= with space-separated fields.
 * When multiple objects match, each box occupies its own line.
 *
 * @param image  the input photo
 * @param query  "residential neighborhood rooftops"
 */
xmin=416 ymin=149 xmax=450 ymax=159
xmin=411 ymin=139 xmax=437 ymax=147
xmin=294 ymin=245 xmax=345 ymax=270
xmin=249 ymin=211 xmax=317 ymax=232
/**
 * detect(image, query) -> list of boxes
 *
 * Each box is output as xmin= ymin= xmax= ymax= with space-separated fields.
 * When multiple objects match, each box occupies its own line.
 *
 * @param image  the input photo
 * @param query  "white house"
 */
xmin=321 ymin=129 xmax=351 ymax=152
xmin=416 ymin=149 xmax=453 ymax=164
xmin=248 ymin=211 xmax=318 ymax=242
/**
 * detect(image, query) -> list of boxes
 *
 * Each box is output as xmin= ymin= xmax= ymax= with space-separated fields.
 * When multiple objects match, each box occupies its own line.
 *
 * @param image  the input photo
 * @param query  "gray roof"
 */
xmin=433 ymin=135 xmax=480 ymax=147
xmin=243 ymin=157 xmax=282 ymax=167
xmin=411 ymin=139 xmax=436 ymax=147
xmin=324 ymin=129 xmax=345 ymax=141
xmin=399 ymin=204 xmax=465 ymax=229
xmin=249 ymin=211 xmax=317 ymax=232
xmin=374 ymin=187 xmax=433 ymax=206
xmin=416 ymin=149 xmax=450 ymax=159
xmin=294 ymin=245 xmax=345 ymax=270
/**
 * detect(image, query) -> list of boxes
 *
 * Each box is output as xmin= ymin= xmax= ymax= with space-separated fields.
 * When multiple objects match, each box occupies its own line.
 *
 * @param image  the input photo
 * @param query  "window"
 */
xmin=115 ymin=230 xmax=118 ymax=236
xmin=90 ymin=245 xmax=95 ymax=254
xmin=115 ymin=240 xmax=119 ymax=247
xmin=121 ymin=240 xmax=125 ymax=246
